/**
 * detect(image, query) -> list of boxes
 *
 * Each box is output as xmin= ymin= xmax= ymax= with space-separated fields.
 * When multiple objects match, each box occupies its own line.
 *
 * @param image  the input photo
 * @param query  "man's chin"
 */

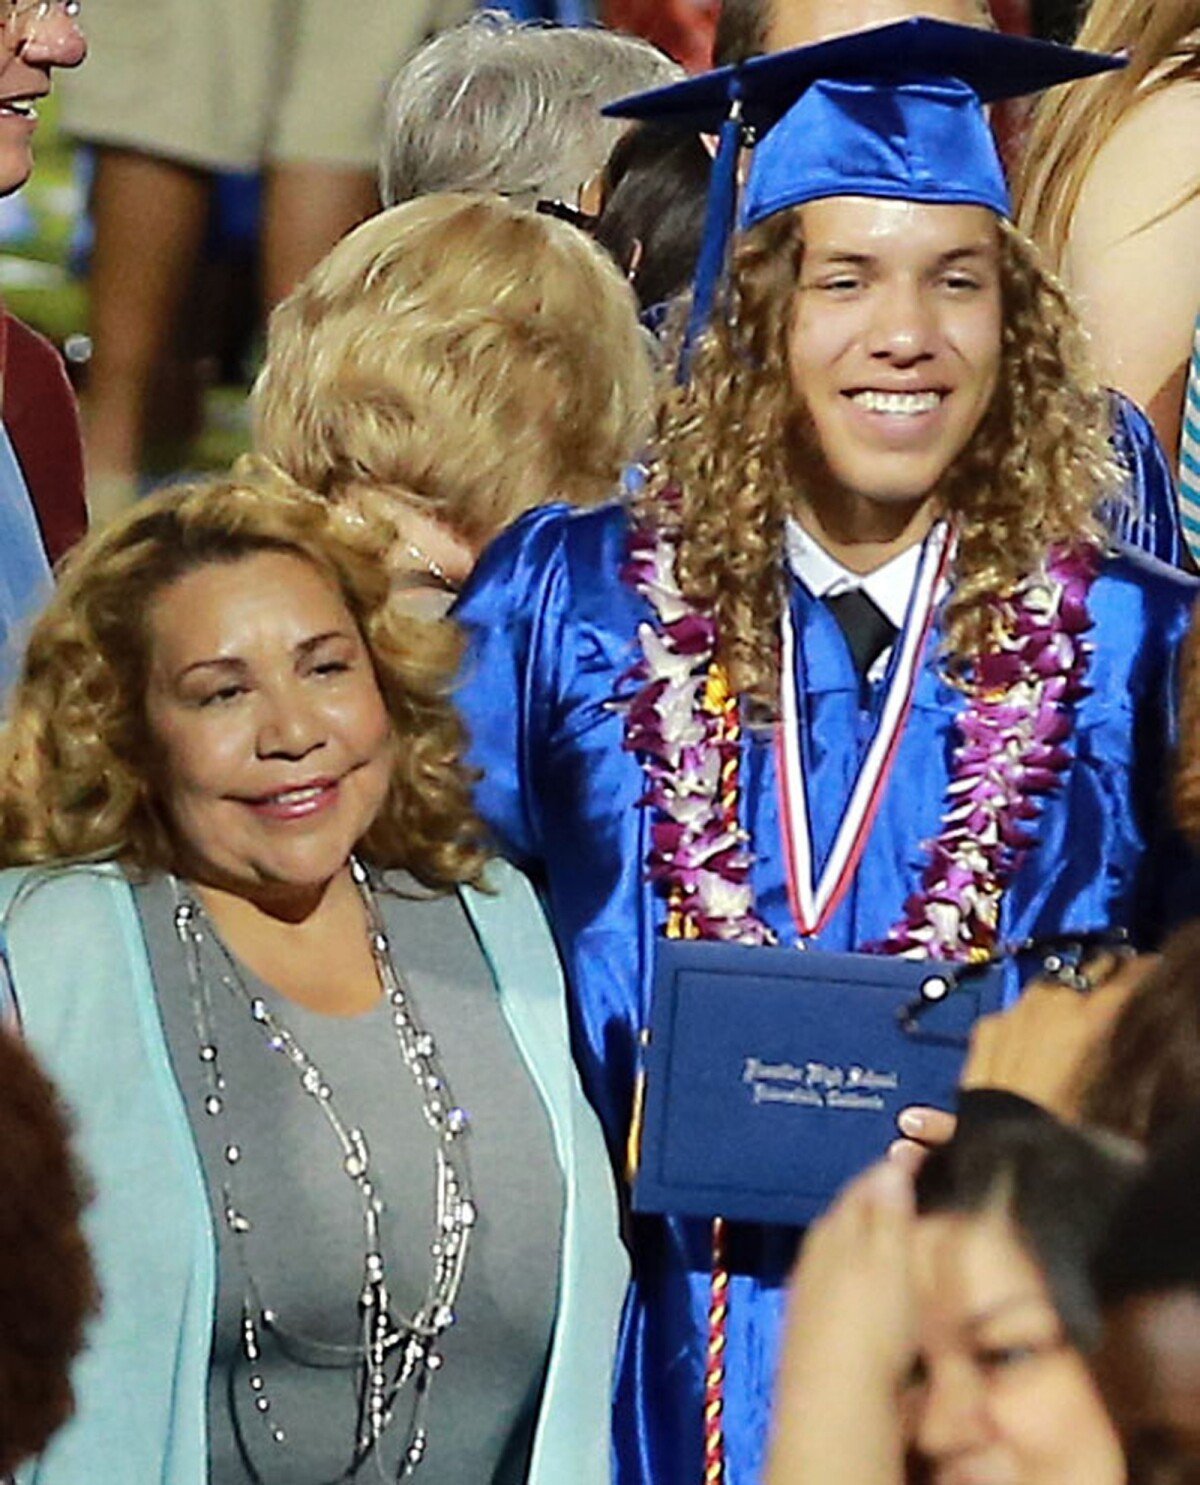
xmin=0 ymin=151 xmax=33 ymax=199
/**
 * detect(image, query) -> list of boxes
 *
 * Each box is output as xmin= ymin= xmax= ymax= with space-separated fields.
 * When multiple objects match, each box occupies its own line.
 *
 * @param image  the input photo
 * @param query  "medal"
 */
xmin=776 ymin=521 xmax=955 ymax=938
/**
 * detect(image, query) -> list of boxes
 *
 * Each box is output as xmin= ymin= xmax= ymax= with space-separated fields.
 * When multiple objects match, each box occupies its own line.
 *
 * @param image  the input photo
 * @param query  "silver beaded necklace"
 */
xmin=171 ymin=858 xmax=476 ymax=1479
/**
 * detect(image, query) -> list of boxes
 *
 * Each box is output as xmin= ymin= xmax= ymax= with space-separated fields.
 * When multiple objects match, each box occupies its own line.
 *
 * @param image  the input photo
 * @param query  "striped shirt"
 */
xmin=1181 ymin=313 xmax=1200 ymax=561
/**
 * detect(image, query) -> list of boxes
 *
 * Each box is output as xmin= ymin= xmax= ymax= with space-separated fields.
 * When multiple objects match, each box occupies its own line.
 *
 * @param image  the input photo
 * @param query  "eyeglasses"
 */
xmin=4 ymin=0 xmax=81 ymax=47
xmin=535 ymin=198 xmax=599 ymax=234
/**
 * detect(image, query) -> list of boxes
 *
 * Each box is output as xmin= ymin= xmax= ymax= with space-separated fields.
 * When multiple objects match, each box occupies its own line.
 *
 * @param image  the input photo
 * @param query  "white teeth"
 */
xmin=852 ymin=390 xmax=942 ymax=415
xmin=0 ymin=101 xmax=37 ymax=118
xmin=268 ymin=785 xmax=325 ymax=806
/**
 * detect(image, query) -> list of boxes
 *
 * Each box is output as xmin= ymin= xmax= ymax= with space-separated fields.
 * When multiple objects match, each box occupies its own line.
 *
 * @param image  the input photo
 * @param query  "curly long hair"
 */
xmin=0 ymin=462 xmax=489 ymax=887
xmin=638 ymin=208 xmax=1115 ymax=712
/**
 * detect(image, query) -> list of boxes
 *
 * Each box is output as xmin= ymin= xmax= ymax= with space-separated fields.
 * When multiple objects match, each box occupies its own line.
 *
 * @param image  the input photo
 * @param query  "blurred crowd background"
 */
xmin=0 ymin=0 xmax=1071 ymax=495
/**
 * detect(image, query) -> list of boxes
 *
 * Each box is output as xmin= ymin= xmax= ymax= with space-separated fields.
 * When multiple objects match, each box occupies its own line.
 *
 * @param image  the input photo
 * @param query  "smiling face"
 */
xmin=908 ymin=1210 xmax=1125 ymax=1485
xmin=786 ymin=195 xmax=1002 ymax=533
xmin=0 ymin=1 xmax=86 ymax=197
xmin=143 ymin=551 xmax=395 ymax=906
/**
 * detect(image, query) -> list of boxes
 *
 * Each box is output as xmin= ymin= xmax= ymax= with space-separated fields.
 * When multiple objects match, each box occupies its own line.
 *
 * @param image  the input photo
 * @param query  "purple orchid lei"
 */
xmin=621 ymin=498 xmax=776 ymax=945
xmin=621 ymin=500 xmax=1099 ymax=961
xmin=879 ymin=544 xmax=1098 ymax=961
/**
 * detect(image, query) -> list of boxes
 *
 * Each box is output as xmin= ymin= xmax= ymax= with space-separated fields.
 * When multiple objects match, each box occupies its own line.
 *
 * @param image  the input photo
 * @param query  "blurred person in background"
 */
xmin=0 ymin=1026 xmax=96 ymax=1478
xmin=60 ymin=0 xmax=473 ymax=525
xmin=1017 ymin=1 xmax=1200 ymax=560
xmin=591 ymin=124 xmax=711 ymax=324
xmin=379 ymin=10 xmax=681 ymax=211
xmin=601 ymin=0 xmax=719 ymax=72
xmin=713 ymin=0 xmax=992 ymax=64
xmin=1030 ymin=0 xmax=1078 ymax=41
xmin=1094 ymin=1114 xmax=1200 ymax=1485
xmin=0 ymin=0 xmax=87 ymax=692
xmin=252 ymin=192 xmax=653 ymax=608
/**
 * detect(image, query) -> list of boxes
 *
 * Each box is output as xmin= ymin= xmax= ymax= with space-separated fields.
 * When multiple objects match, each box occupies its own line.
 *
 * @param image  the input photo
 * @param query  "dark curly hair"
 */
xmin=0 ymin=1028 xmax=97 ymax=1473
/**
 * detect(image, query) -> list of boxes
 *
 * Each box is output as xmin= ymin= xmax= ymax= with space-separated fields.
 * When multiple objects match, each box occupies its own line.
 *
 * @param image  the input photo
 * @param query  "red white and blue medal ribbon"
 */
xmin=777 ymin=520 xmax=956 ymax=939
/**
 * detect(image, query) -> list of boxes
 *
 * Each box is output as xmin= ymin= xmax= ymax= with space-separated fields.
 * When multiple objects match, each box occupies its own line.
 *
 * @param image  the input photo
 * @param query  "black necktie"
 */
xmin=824 ymin=588 xmax=899 ymax=686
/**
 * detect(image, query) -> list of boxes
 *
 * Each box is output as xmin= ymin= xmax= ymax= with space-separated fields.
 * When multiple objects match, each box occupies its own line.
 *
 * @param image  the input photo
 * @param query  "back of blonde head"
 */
xmin=253 ymin=194 xmax=652 ymax=548
xmin=1016 ymin=0 xmax=1200 ymax=267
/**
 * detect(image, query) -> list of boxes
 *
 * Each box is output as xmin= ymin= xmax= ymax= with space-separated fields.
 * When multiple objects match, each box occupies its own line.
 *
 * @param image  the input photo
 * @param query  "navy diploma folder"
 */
xmin=632 ymin=939 xmax=1004 ymax=1227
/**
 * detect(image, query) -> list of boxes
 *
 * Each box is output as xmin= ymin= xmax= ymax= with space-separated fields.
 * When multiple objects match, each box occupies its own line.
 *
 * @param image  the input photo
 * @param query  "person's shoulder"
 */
xmin=470 ymin=855 xmax=541 ymax=910
xmin=4 ymin=310 xmax=64 ymax=376
xmin=1 ymin=308 xmax=80 ymax=429
xmin=1070 ymin=78 xmax=1200 ymax=247
xmin=1091 ymin=541 xmax=1199 ymax=644
xmin=0 ymin=865 xmax=140 ymax=1025
xmin=0 ymin=861 xmax=132 ymax=923
xmin=1096 ymin=540 xmax=1199 ymax=597
xmin=1 ymin=308 xmax=88 ymax=563
xmin=473 ymin=499 xmax=632 ymax=575
xmin=1086 ymin=78 xmax=1200 ymax=178
xmin=457 ymin=498 xmax=635 ymax=625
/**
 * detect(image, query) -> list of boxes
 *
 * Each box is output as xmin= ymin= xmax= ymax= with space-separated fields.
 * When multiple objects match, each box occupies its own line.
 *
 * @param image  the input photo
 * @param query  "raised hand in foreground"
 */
xmin=765 ymin=1160 xmax=916 ymax=1485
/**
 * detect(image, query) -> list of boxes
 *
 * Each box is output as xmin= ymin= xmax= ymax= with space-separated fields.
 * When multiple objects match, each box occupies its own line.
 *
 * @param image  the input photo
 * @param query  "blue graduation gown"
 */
xmin=1107 ymin=391 xmax=1190 ymax=569
xmin=455 ymin=499 xmax=1198 ymax=1485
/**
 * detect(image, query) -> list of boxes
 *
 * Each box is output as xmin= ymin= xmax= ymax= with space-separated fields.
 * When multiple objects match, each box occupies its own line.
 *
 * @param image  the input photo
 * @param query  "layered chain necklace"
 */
xmin=171 ymin=858 xmax=476 ymax=1480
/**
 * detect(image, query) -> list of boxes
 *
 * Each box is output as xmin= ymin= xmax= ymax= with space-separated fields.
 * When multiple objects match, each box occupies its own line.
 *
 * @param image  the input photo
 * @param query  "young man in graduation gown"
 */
xmin=455 ymin=23 xmax=1198 ymax=1484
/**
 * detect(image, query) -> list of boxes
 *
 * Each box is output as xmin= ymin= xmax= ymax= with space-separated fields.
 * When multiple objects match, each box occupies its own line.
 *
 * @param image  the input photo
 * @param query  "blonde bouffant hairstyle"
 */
xmin=253 ymin=193 xmax=653 ymax=549
xmin=0 ymin=460 xmax=489 ymax=886
xmin=640 ymin=208 xmax=1116 ymax=712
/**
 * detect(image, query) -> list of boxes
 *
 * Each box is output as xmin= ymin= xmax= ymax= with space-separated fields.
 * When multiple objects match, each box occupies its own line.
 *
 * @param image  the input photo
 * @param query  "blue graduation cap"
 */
xmin=603 ymin=19 xmax=1123 ymax=351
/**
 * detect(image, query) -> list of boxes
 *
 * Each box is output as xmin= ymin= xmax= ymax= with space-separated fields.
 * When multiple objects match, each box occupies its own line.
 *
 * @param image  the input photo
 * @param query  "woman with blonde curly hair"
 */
xmin=453 ymin=24 xmax=1199 ymax=1485
xmin=252 ymin=192 xmax=653 ymax=604
xmin=0 ymin=462 xmax=626 ymax=1484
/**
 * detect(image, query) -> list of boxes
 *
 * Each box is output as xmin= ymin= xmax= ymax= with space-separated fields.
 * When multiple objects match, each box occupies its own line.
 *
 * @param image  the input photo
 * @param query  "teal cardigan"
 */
xmin=0 ymin=860 xmax=628 ymax=1485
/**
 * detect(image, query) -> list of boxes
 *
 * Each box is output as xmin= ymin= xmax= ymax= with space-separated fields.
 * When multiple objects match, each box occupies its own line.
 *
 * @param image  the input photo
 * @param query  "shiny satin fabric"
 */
xmin=744 ymin=76 xmax=1011 ymax=224
xmin=1108 ymin=390 xmax=1191 ymax=570
xmin=455 ymin=500 xmax=1198 ymax=1485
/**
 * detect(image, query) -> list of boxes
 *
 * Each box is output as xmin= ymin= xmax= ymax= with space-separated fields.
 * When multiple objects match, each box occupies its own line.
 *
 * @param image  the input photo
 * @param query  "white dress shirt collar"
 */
xmin=783 ymin=517 xmax=922 ymax=632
